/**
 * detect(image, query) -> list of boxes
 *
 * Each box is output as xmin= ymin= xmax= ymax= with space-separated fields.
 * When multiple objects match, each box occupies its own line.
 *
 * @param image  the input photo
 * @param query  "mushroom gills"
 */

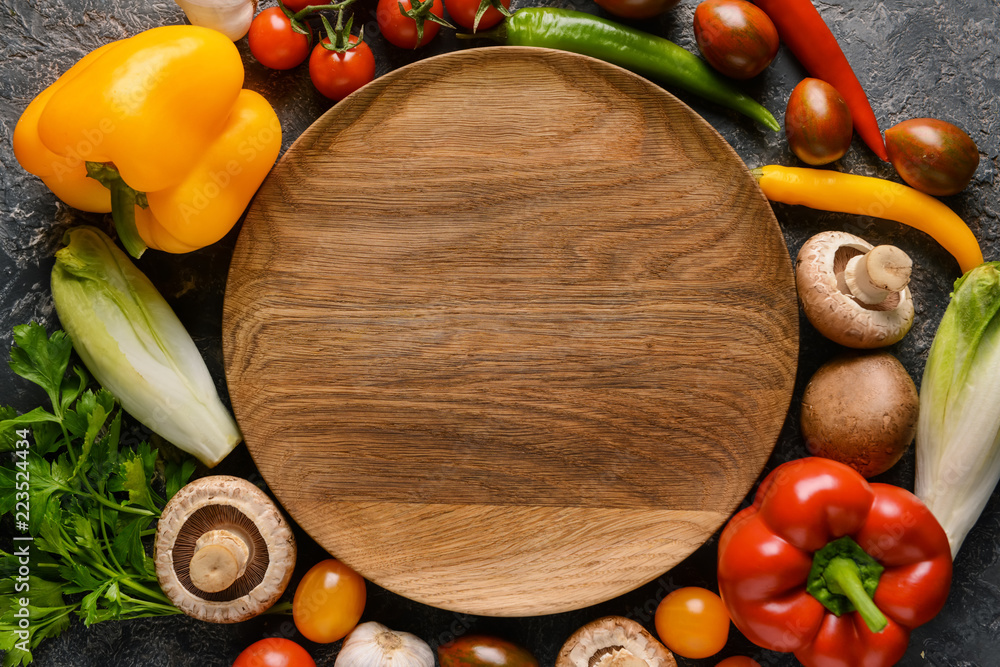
xmin=589 ymin=645 xmax=653 ymax=667
xmin=154 ymin=475 xmax=297 ymax=623
xmin=557 ymin=616 xmax=676 ymax=667
xmin=170 ymin=504 xmax=270 ymax=599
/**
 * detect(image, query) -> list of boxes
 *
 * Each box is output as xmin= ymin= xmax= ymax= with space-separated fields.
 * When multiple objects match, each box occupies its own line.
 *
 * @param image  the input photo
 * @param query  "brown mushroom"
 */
xmin=154 ymin=475 xmax=296 ymax=623
xmin=556 ymin=616 xmax=676 ymax=667
xmin=801 ymin=351 xmax=919 ymax=477
xmin=796 ymin=231 xmax=915 ymax=348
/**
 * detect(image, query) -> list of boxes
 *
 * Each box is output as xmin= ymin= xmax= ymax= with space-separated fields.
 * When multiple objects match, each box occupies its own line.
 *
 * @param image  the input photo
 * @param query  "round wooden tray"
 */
xmin=223 ymin=46 xmax=798 ymax=616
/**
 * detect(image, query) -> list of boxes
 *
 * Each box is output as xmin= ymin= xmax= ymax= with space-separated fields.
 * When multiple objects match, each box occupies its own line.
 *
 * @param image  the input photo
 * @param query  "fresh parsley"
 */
xmin=0 ymin=323 xmax=196 ymax=666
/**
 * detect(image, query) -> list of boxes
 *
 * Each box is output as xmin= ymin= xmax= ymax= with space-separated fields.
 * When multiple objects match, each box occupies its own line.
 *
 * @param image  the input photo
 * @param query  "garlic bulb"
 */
xmin=175 ymin=0 xmax=257 ymax=41
xmin=335 ymin=622 xmax=434 ymax=667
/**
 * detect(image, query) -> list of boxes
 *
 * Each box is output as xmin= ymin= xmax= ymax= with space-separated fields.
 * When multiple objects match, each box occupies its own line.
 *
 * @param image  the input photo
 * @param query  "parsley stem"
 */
xmin=65 ymin=485 xmax=158 ymax=517
xmin=57 ymin=421 xmax=157 ymax=518
xmin=119 ymin=591 xmax=181 ymax=615
xmin=99 ymin=506 xmax=127 ymax=576
xmin=117 ymin=577 xmax=175 ymax=607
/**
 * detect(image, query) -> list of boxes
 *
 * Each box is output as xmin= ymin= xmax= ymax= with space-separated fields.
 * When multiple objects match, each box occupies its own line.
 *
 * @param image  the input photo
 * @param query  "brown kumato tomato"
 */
xmin=785 ymin=78 xmax=853 ymax=165
xmin=595 ymin=0 xmax=680 ymax=20
xmin=693 ymin=0 xmax=779 ymax=79
xmin=438 ymin=636 xmax=539 ymax=667
xmin=886 ymin=118 xmax=980 ymax=196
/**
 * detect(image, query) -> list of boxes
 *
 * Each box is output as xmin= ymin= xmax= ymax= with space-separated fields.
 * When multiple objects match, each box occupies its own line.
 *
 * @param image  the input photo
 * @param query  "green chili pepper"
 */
xmin=470 ymin=7 xmax=780 ymax=131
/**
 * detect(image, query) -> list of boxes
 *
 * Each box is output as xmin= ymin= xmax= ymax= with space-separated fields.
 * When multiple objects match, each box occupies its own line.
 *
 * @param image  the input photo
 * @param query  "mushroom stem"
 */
xmin=190 ymin=528 xmax=251 ymax=593
xmin=844 ymin=245 xmax=913 ymax=304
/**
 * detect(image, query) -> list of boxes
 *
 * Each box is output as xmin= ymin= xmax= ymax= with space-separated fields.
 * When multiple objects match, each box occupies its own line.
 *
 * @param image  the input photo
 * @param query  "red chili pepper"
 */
xmin=752 ymin=0 xmax=889 ymax=161
xmin=717 ymin=457 xmax=952 ymax=667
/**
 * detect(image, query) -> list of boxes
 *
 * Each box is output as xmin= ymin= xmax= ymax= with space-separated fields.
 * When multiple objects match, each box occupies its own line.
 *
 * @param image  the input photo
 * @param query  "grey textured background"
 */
xmin=1 ymin=0 xmax=999 ymax=664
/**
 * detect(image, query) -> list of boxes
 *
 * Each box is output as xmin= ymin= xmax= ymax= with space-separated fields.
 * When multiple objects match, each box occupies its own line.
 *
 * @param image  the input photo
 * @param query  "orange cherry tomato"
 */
xmin=654 ymin=587 xmax=730 ymax=659
xmin=715 ymin=658 xmax=762 ymax=667
xmin=292 ymin=559 xmax=367 ymax=643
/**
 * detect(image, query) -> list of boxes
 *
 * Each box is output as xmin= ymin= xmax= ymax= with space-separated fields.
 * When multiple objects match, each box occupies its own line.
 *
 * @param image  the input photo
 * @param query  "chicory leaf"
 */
xmin=916 ymin=262 xmax=1000 ymax=556
xmin=50 ymin=226 xmax=242 ymax=467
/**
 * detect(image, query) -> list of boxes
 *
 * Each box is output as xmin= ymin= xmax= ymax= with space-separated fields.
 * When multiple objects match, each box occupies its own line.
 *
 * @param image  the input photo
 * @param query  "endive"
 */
xmin=50 ymin=226 xmax=242 ymax=466
xmin=916 ymin=262 xmax=1000 ymax=557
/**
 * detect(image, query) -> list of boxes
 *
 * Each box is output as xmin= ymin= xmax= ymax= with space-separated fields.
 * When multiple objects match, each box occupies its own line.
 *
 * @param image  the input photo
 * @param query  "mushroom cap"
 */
xmin=795 ymin=231 xmax=914 ymax=348
xmin=801 ymin=351 xmax=919 ymax=477
xmin=556 ymin=616 xmax=676 ymax=667
xmin=154 ymin=475 xmax=296 ymax=623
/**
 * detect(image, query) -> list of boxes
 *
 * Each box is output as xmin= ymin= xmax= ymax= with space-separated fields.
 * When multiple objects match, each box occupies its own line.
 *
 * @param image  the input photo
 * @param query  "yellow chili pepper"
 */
xmin=12 ymin=25 xmax=281 ymax=258
xmin=753 ymin=164 xmax=984 ymax=274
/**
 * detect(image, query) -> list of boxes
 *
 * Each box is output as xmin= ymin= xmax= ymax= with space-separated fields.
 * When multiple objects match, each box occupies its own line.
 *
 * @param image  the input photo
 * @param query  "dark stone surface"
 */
xmin=1 ymin=0 xmax=998 ymax=664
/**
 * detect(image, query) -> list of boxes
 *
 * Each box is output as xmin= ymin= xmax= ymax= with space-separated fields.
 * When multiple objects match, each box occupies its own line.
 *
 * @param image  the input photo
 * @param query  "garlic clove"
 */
xmin=175 ymin=0 xmax=257 ymax=41
xmin=335 ymin=622 xmax=435 ymax=667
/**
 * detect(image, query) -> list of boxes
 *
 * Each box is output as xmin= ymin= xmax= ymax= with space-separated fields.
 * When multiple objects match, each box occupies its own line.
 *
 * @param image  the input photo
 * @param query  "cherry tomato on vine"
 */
xmin=232 ymin=638 xmax=315 ymax=667
xmin=309 ymin=36 xmax=376 ymax=101
xmin=654 ymin=587 xmax=730 ymax=659
xmin=249 ymin=7 xmax=312 ymax=70
xmin=280 ymin=0 xmax=315 ymax=12
xmin=443 ymin=0 xmax=510 ymax=32
xmin=593 ymin=0 xmax=679 ymax=19
xmin=292 ymin=559 xmax=367 ymax=643
xmin=377 ymin=0 xmax=446 ymax=49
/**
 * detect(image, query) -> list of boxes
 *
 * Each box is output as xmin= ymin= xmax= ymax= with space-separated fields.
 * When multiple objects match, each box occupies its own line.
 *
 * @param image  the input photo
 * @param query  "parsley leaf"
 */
xmin=1 ymin=324 xmax=196 ymax=665
xmin=8 ymin=324 xmax=71 ymax=409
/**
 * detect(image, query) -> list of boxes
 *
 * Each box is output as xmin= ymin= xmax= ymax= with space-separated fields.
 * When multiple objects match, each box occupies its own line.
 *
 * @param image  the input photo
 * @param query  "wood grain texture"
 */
xmin=223 ymin=47 xmax=798 ymax=616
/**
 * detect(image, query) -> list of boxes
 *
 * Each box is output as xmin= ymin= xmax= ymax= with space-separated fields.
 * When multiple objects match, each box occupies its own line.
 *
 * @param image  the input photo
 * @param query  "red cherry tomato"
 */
xmin=376 ymin=0 xmax=445 ymax=48
xmin=785 ymin=78 xmax=854 ymax=165
xmin=715 ymin=658 xmax=762 ymax=667
xmin=248 ymin=7 xmax=312 ymax=70
xmin=443 ymin=0 xmax=511 ymax=31
xmin=654 ymin=587 xmax=730 ymax=659
xmin=693 ymin=0 xmax=779 ymax=79
xmin=886 ymin=118 xmax=980 ymax=196
xmin=281 ymin=0 xmax=315 ymax=11
xmin=232 ymin=638 xmax=315 ymax=667
xmin=292 ymin=559 xmax=367 ymax=643
xmin=309 ymin=36 xmax=376 ymax=101
xmin=594 ymin=0 xmax=680 ymax=19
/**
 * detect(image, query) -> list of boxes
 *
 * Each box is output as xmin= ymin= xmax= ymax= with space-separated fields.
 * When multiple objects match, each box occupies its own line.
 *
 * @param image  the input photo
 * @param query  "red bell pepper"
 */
xmin=717 ymin=457 xmax=952 ymax=667
xmin=752 ymin=0 xmax=889 ymax=161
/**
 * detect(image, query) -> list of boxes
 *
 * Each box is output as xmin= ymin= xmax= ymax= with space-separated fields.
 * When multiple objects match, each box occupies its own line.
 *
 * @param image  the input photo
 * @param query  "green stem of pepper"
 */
xmin=806 ymin=535 xmax=888 ymax=634
xmin=466 ymin=8 xmax=780 ymax=131
xmin=823 ymin=556 xmax=888 ymax=633
xmin=84 ymin=162 xmax=148 ymax=259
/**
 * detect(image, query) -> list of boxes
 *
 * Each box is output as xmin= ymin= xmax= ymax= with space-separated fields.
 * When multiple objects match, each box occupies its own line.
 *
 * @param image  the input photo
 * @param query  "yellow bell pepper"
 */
xmin=753 ymin=164 xmax=984 ymax=274
xmin=12 ymin=25 xmax=281 ymax=257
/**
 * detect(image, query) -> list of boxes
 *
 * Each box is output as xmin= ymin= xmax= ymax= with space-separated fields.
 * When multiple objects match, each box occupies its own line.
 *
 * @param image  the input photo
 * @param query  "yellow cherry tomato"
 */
xmin=654 ymin=587 xmax=730 ymax=659
xmin=292 ymin=559 xmax=366 ymax=643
